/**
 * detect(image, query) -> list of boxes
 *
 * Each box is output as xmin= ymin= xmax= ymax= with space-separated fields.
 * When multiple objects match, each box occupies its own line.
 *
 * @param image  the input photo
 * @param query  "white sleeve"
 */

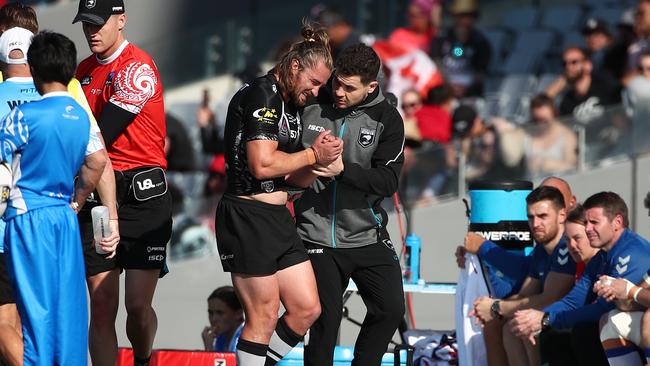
xmin=85 ymin=129 xmax=104 ymax=156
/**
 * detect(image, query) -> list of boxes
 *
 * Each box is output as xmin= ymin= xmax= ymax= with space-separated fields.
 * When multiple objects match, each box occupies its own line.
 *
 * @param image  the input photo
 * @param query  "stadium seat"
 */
xmin=501 ymin=6 xmax=541 ymax=31
xmin=483 ymin=28 xmax=511 ymax=73
xmin=562 ymin=31 xmax=586 ymax=51
xmin=512 ymin=30 xmax=555 ymax=54
xmin=540 ymin=6 xmax=583 ymax=33
xmin=588 ymin=6 xmax=625 ymax=28
xmin=500 ymin=51 xmax=542 ymax=74
xmin=536 ymin=73 xmax=561 ymax=94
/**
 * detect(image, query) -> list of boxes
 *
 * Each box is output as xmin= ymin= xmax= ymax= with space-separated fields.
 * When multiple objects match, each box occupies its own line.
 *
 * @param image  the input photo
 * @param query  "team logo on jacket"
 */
xmin=260 ymin=180 xmax=274 ymax=193
xmin=358 ymin=127 xmax=376 ymax=148
xmin=616 ymin=255 xmax=631 ymax=275
xmin=85 ymin=0 xmax=96 ymax=9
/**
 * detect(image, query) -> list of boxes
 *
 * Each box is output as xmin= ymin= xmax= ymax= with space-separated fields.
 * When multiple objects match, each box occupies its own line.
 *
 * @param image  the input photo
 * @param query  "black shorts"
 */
xmin=0 ymin=252 xmax=14 ymax=305
xmin=80 ymin=168 xmax=173 ymax=277
xmin=215 ymin=194 xmax=309 ymax=275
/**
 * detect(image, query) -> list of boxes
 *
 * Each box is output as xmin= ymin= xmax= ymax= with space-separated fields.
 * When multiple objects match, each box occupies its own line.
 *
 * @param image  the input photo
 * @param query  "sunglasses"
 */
xmin=563 ymin=58 xmax=584 ymax=67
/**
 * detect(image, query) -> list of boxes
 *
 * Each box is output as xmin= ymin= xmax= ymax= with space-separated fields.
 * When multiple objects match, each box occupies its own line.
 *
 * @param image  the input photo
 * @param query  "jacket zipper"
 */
xmin=331 ymin=119 xmax=346 ymax=247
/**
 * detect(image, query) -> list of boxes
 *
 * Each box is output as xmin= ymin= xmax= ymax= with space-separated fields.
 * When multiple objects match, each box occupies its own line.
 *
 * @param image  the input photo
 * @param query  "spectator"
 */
xmin=415 ymin=83 xmax=453 ymax=145
xmin=312 ymin=5 xmax=360 ymax=60
xmin=431 ymin=0 xmax=491 ymax=98
xmin=624 ymin=51 xmax=650 ymax=112
xmin=557 ymin=47 xmax=621 ymax=123
xmin=400 ymin=89 xmax=423 ymax=170
xmin=447 ymin=105 xmax=524 ymax=183
xmin=605 ymin=9 xmax=636 ymax=82
xmin=201 ymin=286 xmax=244 ymax=353
xmin=525 ymin=95 xmax=578 ymax=177
xmin=626 ymin=0 xmax=650 ymax=82
xmin=165 ymin=113 xmax=196 ymax=172
xmin=387 ymin=0 xmax=439 ymax=54
xmin=582 ymin=18 xmax=614 ymax=71
xmin=196 ymin=88 xmax=224 ymax=156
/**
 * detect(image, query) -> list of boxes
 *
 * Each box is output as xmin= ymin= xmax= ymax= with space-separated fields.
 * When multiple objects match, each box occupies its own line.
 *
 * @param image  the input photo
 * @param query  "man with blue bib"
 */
xmin=0 ymin=31 xmax=106 ymax=366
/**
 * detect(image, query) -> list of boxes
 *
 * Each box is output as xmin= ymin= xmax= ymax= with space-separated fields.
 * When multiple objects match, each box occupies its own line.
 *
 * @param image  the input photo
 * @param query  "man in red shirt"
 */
xmin=73 ymin=1 xmax=172 ymax=365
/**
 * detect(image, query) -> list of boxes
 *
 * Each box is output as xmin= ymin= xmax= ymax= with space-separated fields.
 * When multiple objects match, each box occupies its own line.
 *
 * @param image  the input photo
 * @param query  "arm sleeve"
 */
xmin=338 ymin=106 xmax=405 ymax=197
xmin=97 ymin=102 xmax=137 ymax=146
xmin=0 ymin=108 xmax=28 ymax=162
xmin=100 ymin=61 xmax=157 ymax=145
xmin=477 ymin=240 xmax=532 ymax=279
xmin=242 ymin=85 xmax=282 ymax=143
xmin=85 ymin=126 xmax=104 ymax=156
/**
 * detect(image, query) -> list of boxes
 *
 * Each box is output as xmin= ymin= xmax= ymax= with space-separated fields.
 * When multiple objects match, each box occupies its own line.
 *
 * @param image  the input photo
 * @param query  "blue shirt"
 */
xmin=0 ymin=92 xmax=99 ymax=220
xmin=545 ymin=229 xmax=650 ymax=329
xmin=0 ymin=77 xmax=41 ymax=252
xmin=527 ymin=236 xmax=575 ymax=286
xmin=213 ymin=323 xmax=243 ymax=353
xmin=478 ymin=240 xmax=532 ymax=298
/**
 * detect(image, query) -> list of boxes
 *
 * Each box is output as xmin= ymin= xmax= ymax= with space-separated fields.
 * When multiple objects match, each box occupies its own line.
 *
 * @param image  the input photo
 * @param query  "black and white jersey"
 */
xmin=223 ymin=73 xmax=303 ymax=196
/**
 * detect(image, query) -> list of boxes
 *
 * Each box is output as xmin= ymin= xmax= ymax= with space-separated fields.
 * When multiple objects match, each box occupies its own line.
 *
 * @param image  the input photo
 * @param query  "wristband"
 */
xmin=306 ymin=148 xmax=317 ymax=165
xmin=633 ymin=287 xmax=643 ymax=303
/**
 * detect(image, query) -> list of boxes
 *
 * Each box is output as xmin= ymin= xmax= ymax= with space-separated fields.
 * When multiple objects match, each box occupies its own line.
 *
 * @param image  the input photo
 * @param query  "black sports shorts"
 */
xmin=0 ymin=253 xmax=14 ymax=305
xmin=79 ymin=167 xmax=172 ymax=277
xmin=215 ymin=194 xmax=309 ymax=275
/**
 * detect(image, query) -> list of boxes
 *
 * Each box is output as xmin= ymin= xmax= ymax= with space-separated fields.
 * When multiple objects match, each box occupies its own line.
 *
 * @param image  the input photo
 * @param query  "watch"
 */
xmin=541 ymin=312 xmax=551 ymax=331
xmin=490 ymin=300 xmax=503 ymax=319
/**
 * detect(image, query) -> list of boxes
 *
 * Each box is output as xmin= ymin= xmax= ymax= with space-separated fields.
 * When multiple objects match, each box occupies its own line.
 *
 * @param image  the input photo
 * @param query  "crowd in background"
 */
xmin=155 ymin=0 xmax=650 ymax=258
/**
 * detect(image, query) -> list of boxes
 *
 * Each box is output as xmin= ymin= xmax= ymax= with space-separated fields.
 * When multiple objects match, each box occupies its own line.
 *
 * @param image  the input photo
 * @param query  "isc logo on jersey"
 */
xmin=252 ymin=107 xmax=278 ymax=124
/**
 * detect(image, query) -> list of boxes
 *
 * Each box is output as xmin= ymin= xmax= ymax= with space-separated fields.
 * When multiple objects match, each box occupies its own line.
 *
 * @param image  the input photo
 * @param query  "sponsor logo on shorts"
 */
xmin=147 ymin=246 xmax=165 ymax=253
xmin=136 ymin=178 xmax=164 ymax=191
xmin=382 ymin=239 xmax=395 ymax=251
xmin=252 ymin=107 xmax=278 ymax=124
xmin=148 ymin=254 xmax=164 ymax=261
xmin=307 ymin=248 xmax=323 ymax=254
xmin=220 ymin=254 xmax=234 ymax=260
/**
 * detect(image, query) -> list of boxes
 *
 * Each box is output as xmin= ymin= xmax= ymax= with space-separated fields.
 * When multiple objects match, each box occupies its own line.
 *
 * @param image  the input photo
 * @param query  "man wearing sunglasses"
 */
xmin=558 ymin=46 xmax=621 ymax=124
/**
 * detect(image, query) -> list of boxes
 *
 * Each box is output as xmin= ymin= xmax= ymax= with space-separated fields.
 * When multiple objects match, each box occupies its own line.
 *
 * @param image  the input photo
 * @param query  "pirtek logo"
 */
xmin=477 ymin=231 xmax=531 ymax=241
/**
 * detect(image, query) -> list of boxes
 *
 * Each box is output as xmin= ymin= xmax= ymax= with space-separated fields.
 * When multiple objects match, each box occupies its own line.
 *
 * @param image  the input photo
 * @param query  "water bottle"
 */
xmin=405 ymin=234 xmax=421 ymax=284
xmin=91 ymin=205 xmax=111 ymax=254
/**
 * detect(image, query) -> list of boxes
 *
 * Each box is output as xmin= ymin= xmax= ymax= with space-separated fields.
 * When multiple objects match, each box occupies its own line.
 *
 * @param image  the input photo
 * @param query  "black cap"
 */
xmin=452 ymin=104 xmax=477 ymax=138
xmin=72 ymin=0 xmax=125 ymax=26
xmin=581 ymin=18 xmax=610 ymax=36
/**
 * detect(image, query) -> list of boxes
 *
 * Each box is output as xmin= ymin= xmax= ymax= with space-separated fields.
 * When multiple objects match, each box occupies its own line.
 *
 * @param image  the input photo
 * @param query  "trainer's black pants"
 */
xmin=303 ymin=237 xmax=405 ymax=366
